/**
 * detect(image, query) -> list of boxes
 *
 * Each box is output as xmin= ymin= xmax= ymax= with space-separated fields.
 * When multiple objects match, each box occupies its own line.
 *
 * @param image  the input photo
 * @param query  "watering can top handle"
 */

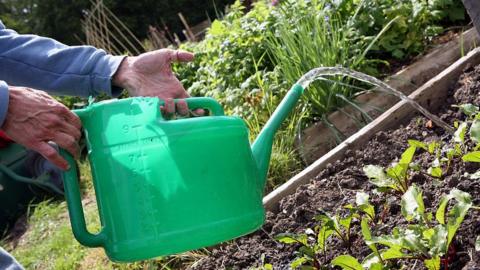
xmin=158 ymin=97 xmax=225 ymax=117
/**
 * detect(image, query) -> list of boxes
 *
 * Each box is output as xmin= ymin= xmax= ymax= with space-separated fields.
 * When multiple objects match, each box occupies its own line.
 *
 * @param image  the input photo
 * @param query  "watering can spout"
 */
xmin=251 ymin=84 xmax=304 ymax=186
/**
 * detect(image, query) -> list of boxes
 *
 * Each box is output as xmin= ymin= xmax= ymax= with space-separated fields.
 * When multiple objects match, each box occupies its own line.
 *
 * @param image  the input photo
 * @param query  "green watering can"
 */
xmin=61 ymin=84 xmax=304 ymax=262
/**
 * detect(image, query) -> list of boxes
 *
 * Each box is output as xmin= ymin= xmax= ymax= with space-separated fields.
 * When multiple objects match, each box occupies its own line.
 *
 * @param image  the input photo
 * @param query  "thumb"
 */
xmin=170 ymin=50 xmax=195 ymax=63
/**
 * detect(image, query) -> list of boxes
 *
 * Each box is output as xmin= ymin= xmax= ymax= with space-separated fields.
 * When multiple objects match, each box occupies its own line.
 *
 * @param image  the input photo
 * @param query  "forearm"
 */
xmin=0 ymin=21 xmax=125 ymax=97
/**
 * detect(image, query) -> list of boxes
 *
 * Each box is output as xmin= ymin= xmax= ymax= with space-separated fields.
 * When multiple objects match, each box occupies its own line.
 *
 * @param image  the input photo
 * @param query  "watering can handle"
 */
xmin=60 ymin=149 xmax=106 ymax=247
xmin=159 ymin=97 xmax=225 ymax=117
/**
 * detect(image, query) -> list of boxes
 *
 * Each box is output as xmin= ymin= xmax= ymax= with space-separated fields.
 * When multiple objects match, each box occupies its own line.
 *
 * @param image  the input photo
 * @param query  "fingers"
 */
xmin=170 ymin=49 xmax=195 ymax=63
xmin=53 ymin=132 xmax=80 ymax=159
xmin=60 ymin=122 xmax=82 ymax=142
xmin=32 ymin=142 xmax=69 ymax=170
xmin=193 ymin=108 xmax=206 ymax=116
xmin=63 ymin=109 xmax=82 ymax=130
xmin=176 ymin=100 xmax=189 ymax=116
xmin=161 ymin=98 xmax=175 ymax=115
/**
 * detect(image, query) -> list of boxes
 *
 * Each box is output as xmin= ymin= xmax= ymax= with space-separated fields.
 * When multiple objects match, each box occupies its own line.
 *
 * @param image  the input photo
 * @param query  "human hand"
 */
xmin=112 ymin=49 xmax=196 ymax=116
xmin=2 ymin=87 xmax=81 ymax=170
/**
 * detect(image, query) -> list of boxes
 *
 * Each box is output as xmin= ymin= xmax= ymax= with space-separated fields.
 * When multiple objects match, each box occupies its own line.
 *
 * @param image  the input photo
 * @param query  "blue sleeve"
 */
xmin=0 ymin=20 xmax=126 ymax=97
xmin=0 ymin=247 xmax=24 ymax=270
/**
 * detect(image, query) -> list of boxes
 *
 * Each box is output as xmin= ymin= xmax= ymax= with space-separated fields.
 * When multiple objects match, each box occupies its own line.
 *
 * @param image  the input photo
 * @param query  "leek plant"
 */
xmin=266 ymin=0 xmax=396 ymax=135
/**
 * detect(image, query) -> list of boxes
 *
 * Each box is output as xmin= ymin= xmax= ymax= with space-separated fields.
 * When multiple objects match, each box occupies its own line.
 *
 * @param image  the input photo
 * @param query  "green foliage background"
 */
xmin=175 ymin=0 xmax=466 ymax=187
xmin=0 ymin=0 xmax=236 ymax=45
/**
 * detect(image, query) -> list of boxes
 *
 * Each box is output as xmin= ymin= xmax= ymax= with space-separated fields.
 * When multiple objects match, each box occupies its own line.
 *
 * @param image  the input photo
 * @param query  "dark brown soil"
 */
xmin=190 ymin=65 xmax=480 ymax=269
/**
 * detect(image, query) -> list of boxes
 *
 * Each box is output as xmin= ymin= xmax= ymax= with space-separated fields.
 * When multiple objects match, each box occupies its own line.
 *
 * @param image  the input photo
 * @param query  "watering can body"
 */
xmin=62 ymin=97 xmax=265 ymax=262
xmin=62 ymin=84 xmax=304 ymax=262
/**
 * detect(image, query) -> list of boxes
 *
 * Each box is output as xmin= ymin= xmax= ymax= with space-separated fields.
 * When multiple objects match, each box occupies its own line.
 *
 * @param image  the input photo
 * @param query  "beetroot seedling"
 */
xmin=363 ymin=145 xmax=418 ymax=194
xmin=365 ymin=186 xmax=475 ymax=270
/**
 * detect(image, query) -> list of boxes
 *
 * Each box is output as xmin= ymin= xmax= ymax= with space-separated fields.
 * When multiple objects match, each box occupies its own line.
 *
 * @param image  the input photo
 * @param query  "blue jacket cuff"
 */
xmin=93 ymin=54 xmax=126 ymax=97
xmin=0 ymin=81 xmax=9 ymax=127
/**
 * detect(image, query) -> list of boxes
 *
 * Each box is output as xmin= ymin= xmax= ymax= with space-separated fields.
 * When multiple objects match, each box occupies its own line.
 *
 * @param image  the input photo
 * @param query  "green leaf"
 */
xmin=400 ymin=145 xmax=416 ymax=164
xmin=355 ymin=192 xmax=375 ymax=219
xmin=408 ymin=139 xmax=427 ymax=151
xmin=436 ymin=189 xmax=473 ymax=246
xmin=402 ymin=228 xmax=429 ymax=254
xmin=361 ymin=218 xmax=377 ymax=252
xmin=401 ymin=185 xmax=425 ymax=222
xmin=331 ymin=255 xmax=363 ymax=270
xmin=340 ymin=215 xmax=353 ymax=236
xmin=427 ymin=225 xmax=448 ymax=256
xmin=263 ymin=264 xmax=273 ymax=270
xmin=470 ymin=119 xmax=480 ymax=143
xmin=446 ymin=190 xmax=472 ymax=247
xmin=436 ymin=193 xmax=454 ymax=225
xmin=427 ymin=167 xmax=443 ymax=178
xmin=363 ymin=165 xmax=388 ymax=181
xmin=359 ymin=204 xmax=376 ymax=220
xmin=379 ymin=247 xmax=412 ymax=260
xmin=446 ymin=145 xmax=462 ymax=160
xmin=454 ymin=122 xmax=467 ymax=143
xmin=476 ymin=236 xmax=480 ymax=251
xmin=275 ymin=233 xmax=308 ymax=245
xmin=209 ymin=20 xmax=226 ymax=36
xmin=428 ymin=141 xmax=440 ymax=154
xmin=463 ymin=151 xmax=480 ymax=162
xmin=369 ymin=263 xmax=384 ymax=270
xmin=386 ymin=163 xmax=408 ymax=183
xmin=367 ymin=235 xmax=403 ymax=249
xmin=317 ymin=225 xmax=334 ymax=252
xmin=356 ymin=192 xmax=370 ymax=206
xmin=424 ymin=256 xmax=441 ymax=270
xmin=455 ymin=103 xmax=479 ymax=117
xmin=361 ymin=253 xmax=380 ymax=269
xmin=363 ymin=165 xmax=395 ymax=188
xmin=299 ymin=246 xmax=315 ymax=258
xmin=290 ymin=257 xmax=309 ymax=269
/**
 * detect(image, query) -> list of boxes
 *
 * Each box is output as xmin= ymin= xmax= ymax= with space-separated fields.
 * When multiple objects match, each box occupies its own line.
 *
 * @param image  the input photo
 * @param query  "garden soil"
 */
xmin=191 ymin=64 xmax=480 ymax=270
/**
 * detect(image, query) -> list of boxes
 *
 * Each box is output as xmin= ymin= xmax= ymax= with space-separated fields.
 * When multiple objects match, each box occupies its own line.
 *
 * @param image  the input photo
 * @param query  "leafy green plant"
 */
xmin=276 ymin=192 xmax=375 ymax=269
xmin=275 ymin=229 xmax=324 ymax=269
xmin=344 ymin=192 xmax=376 ymax=221
xmin=363 ymin=144 xmax=418 ymax=194
xmin=330 ymin=0 xmax=466 ymax=59
xmin=333 ymin=185 xmax=476 ymax=270
xmin=364 ymin=185 xmax=474 ymax=270
xmin=265 ymin=0 xmax=398 ymax=127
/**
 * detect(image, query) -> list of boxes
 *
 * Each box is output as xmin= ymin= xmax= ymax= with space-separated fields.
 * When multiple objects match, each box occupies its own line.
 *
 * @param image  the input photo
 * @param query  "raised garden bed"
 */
xmin=190 ymin=49 xmax=480 ymax=270
xmin=299 ymin=28 xmax=480 ymax=165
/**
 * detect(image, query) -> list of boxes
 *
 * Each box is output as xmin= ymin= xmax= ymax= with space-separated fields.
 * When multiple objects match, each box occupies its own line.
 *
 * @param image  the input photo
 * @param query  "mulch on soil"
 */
xmin=191 ymin=64 xmax=480 ymax=270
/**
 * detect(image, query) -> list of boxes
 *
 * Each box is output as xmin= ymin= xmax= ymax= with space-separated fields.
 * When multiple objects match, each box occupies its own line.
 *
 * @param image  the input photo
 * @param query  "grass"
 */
xmin=2 ymin=162 xmax=205 ymax=270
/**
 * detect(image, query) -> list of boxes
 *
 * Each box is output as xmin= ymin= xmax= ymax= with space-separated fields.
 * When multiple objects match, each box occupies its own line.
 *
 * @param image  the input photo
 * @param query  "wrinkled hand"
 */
xmin=113 ymin=49 xmax=195 ymax=116
xmin=2 ymin=87 xmax=81 ymax=170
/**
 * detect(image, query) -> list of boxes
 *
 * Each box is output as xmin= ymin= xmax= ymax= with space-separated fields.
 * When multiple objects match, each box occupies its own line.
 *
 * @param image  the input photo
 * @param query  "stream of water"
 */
xmin=296 ymin=67 xmax=454 ymax=134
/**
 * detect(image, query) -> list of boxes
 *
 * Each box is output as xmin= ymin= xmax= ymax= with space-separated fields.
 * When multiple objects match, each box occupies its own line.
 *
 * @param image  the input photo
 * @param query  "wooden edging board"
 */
xmin=299 ymin=28 xmax=480 ymax=164
xmin=263 ymin=47 xmax=480 ymax=212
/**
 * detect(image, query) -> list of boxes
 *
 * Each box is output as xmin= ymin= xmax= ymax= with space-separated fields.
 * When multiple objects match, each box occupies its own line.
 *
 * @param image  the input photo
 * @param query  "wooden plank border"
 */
xmin=264 ymin=47 xmax=480 ymax=212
